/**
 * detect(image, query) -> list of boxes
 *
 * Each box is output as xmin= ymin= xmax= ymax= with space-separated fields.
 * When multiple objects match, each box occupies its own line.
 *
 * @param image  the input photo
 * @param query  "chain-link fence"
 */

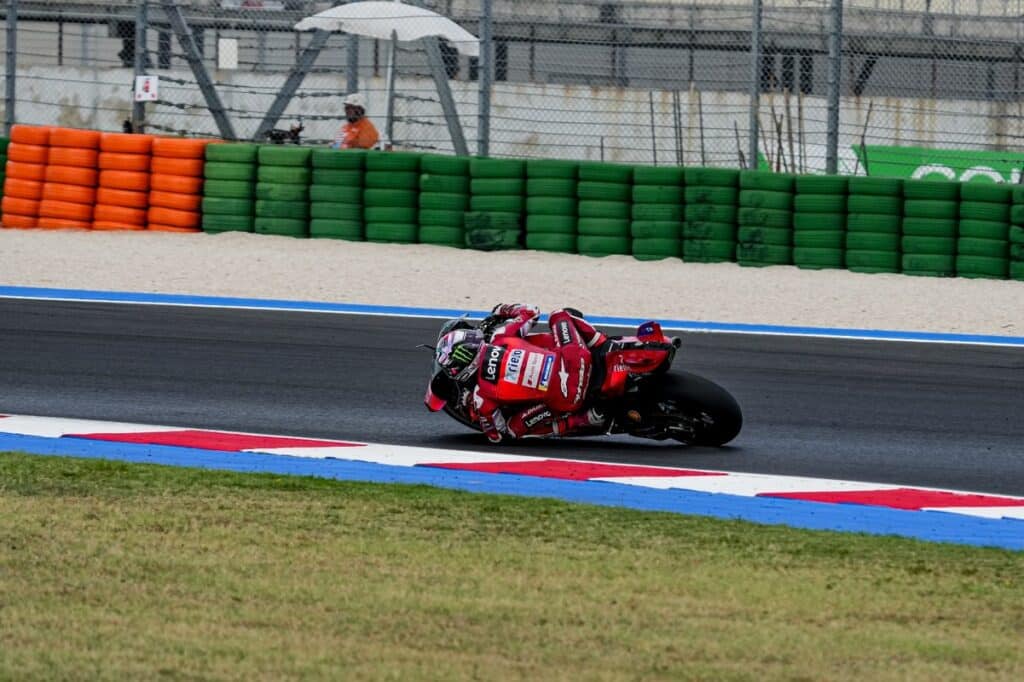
xmin=3 ymin=1 xmax=1024 ymax=177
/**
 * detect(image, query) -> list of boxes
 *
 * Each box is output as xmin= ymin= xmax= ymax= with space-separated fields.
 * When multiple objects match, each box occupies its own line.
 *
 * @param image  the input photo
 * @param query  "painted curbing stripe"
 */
xmin=1 ymin=284 xmax=1022 ymax=347
xmin=422 ymin=459 xmax=726 ymax=481
xmin=67 ymin=430 xmax=364 ymax=451
xmin=767 ymin=487 xmax=1024 ymax=510
xmin=0 ymin=433 xmax=1021 ymax=550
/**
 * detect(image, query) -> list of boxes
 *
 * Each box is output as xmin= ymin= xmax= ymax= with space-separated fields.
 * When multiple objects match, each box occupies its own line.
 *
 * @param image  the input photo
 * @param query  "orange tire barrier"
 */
xmin=100 ymin=133 xmax=154 ymax=154
xmin=2 ymin=196 xmax=41 ymax=216
xmin=150 ymin=173 xmax=203 ymax=194
xmin=148 ymin=223 xmax=201 ymax=233
xmin=42 ymin=182 xmax=97 ymax=204
xmin=2 ymin=214 xmax=39 ymax=228
xmin=3 ymin=178 xmax=44 ymax=200
xmin=37 ymin=217 xmax=92 ymax=230
xmin=99 ymin=152 xmax=152 ymax=172
xmin=151 ymin=137 xmax=209 ymax=159
xmin=49 ymin=127 xmax=101 ymax=149
xmin=150 ymin=156 xmax=204 ymax=177
xmin=149 ymin=190 xmax=202 ymax=212
xmin=39 ymin=199 xmax=94 ymax=222
xmin=46 ymin=165 xmax=98 ymax=187
xmin=98 ymin=170 xmax=149 ymax=192
xmin=148 ymin=206 xmax=200 ymax=229
xmin=10 ymin=125 xmax=51 ymax=145
xmin=96 ymin=187 xmax=149 ymax=209
xmin=94 ymin=204 xmax=147 ymax=226
xmin=6 ymin=161 xmax=48 ymax=182
xmin=8 ymin=143 xmax=49 ymax=165
xmin=93 ymin=221 xmax=145 ymax=231
xmin=48 ymin=147 xmax=98 ymax=168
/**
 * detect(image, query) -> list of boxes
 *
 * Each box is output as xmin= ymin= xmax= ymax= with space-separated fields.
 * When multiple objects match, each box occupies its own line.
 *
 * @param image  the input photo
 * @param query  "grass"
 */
xmin=0 ymin=452 xmax=1022 ymax=681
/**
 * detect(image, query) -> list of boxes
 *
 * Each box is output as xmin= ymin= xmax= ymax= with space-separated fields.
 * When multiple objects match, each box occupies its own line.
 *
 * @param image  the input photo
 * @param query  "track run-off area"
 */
xmin=0 ymin=287 xmax=1022 ymax=549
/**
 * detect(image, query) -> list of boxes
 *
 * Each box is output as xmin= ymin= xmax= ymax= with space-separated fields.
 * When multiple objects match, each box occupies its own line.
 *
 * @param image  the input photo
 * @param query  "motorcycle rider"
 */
xmin=428 ymin=304 xmax=609 ymax=442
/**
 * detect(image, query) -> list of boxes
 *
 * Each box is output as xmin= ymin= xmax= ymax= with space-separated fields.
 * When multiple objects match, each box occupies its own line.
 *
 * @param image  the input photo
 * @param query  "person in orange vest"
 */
xmin=332 ymin=93 xmax=380 ymax=150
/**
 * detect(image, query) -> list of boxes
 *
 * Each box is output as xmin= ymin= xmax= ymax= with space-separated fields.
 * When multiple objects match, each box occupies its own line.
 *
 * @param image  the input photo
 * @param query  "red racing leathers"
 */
xmin=472 ymin=305 xmax=607 ymax=442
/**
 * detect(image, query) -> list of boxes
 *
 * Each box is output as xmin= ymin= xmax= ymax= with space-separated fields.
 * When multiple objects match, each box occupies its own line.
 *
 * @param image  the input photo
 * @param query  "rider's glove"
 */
xmin=492 ymin=303 xmax=538 ymax=319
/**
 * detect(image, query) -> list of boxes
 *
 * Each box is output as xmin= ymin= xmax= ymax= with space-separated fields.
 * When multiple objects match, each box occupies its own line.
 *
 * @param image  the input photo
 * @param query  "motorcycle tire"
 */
xmin=421 ymin=174 xmax=470 ymax=194
xmin=739 ymin=190 xmax=794 ymax=211
xmin=310 ymin=202 xmax=362 ymax=221
xmin=793 ymin=213 xmax=845 ymax=232
xmin=684 ymin=186 xmax=738 ymax=206
xmin=205 ymin=162 xmax=257 ymax=182
xmin=257 ymin=145 xmax=312 ymax=167
xmin=206 ymin=143 xmax=258 ymax=164
xmin=309 ymin=218 xmax=363 ymax=240
xmin=311 ymin=148 xmax=366 ymax=170
xmin=644 ymin=371 xmax=742 ymax=446
xmin=420 ymin=192 xmax=469 ymax=211
xmin=795 ymin=175 xmax=847 ymax=195
xmin=633 ymin=166 xmax=684 ymax=185
xmin=739 ymin=170 xmax=795 ymax=192
xmin=684 ymin=167 xmax=739 ymax=187
xmin=470 ymin=157 xmax=525 ymax=179
xmin=310 ymin=185 xmax=363 ymax=204
xmin=525 ymin=158 xmax=578 ymax=179
xmin=420 ymin=154 xmax=469 ymax=176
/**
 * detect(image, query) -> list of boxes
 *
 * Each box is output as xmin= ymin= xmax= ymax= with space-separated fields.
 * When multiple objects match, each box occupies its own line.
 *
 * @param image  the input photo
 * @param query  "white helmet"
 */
xmin=343 ymin=92 xmax=366 ymax=110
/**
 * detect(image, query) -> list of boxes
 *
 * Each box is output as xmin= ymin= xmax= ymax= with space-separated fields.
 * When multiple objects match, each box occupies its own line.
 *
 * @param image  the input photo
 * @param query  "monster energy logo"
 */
xmin=452 ymin=346 xmax=476 ymax=366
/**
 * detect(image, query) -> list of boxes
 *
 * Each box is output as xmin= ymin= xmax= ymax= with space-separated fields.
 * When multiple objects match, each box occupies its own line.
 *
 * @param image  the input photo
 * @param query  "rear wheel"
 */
xmin=631 ymin=371 xmax=742 ymax=446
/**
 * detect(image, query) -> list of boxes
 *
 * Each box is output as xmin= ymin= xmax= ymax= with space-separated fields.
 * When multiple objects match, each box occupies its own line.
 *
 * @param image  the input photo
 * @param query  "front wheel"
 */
xmin=636 ymin=371 xmax=743 ymax=446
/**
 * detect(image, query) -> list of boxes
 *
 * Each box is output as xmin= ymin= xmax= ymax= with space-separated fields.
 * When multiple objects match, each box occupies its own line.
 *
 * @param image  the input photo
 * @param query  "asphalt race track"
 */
xmin=1 ymin=298 xmax=1021 ymax=495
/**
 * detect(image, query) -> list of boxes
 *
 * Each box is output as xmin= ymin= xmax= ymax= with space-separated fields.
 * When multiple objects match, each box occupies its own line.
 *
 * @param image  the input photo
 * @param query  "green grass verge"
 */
xmin=1 ymin=452 xmax=1022 ymax=680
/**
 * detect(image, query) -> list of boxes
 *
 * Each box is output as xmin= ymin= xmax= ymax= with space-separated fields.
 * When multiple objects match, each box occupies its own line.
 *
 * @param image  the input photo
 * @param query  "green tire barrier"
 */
xmin=256 ymin=199 xmax=309 ymax=220
xmin=845 ymin=176 xmax=901 ymax=273
xmin=793 ymin=212 xmax=845 ymax=231
xmin=737 ymin=226 xmax=793 ymax=246
xmin=526 ymin=233 xmax=577 ymax=252
xmin=365 ymin=222 xmax=418 ymax=243
xmin=793 ymin=231 xmax=846 ymax=249
xmin=366 ymin=151 xmax=421 ymax=172
xmin=470 ymin=157 xmax=525 ymax=179
xmin=739 ymin=190 xmax=793 ymax=211
xmin=578 ymin=162 xmax=632 ymax=184
xmin=312 ymin=169 xmax=363 ymax=187
xmin=207 ymin=143 xmax=258 ymax=163
xmin=847 ymin=232 xmax=900 ymax=251
xmin=311 ymin=148 xmax=365 ymax=170
xmin=737 ymin=207 xmax=792 ymax=229
xmin=739 ymin=171 xmax=795 ymax=192
xmin=527 ymin=197 xmax=576 ymax=215
xmin=421 ymin=154 xmax=469 ymax=175
xmin=846 ymin=249 xmax=901 ymax=273
xmin=685 ymin=203 xmax=737 ymax=224
xmin=794 ymin=195 xmax=846 ymax=213
xmin=310 ymin=185 xmax=363 ymax=204
xmin=792 ymin=247 xmax=845 ymax=269
xmin=1012 ymin=262 xmax=1024 ymax=281
xmin=902 ymin=217 xmax=957 ymax=238
xmin=202 ymin=213 xmax=254 ymax=233
xmin=958 ymin=219 xmax=1008 ymax=240
xmin=364 ymin=188 xmax=417 ymax=208
xmin=365 ymin=206 xmax=417 ymax=223
xmin=420 ymin=192 xmax=469 ymax=211
xmin=527 ymin=178 xmax=577 ymax=197
xmin=254 ymin=216 xmax=307 ymax=237
xmin=578 ymin=218 xmax=631 ymax=237
xmin=685 ymin=186 xmax=737 ymax=205
xmin=419 ymin=225 xmax=465 ymax=248
xmin=684 ymin=221 xmax=735 ymax=241
xmin=471 ymin=195 xmax=523 ymax=213
xmin=795 ymin=175 xmax=847 ymax=194
xmin=310 ymin=202 xmax=362 ymax=222
xmin=309 ymin=218 xmax=363 ymax=240
xmin=204 ymin=179 xmax=256 ymax=200
xmin=526 ymin=214 xmax=577 ymax=234
xmin=684 ymin=239 xmax=735 ymax=262
xmin=366 ymin=171 xmax=419 ymax=191
xmin=419 ymin=209 xmax=465 ymax=228
xmin=421 ymin=174 xmax=470 ymax=194
xmin=205 ymin=161 xmax=257 ymax=182
xmin=202 ymin=197 xmax=253 ymax=215
xmin=525 ymin=159 xmax=578 ymax=179
xmin=903 ymin=179 xmax=959 ymax=201
xmin=577 ymin=235 xmax=631 ymax=256
xmin=464 ymin=211 xmax=522 ymax=250
xmin=847 ymin=176 xmax=902 ymax=196
xmin=633 ymin=185 xmax=684 ymax=204
xmin=959 ymin=201 xmax=1010 ymax=222
xmin=632 ymin=204 xmax=683 ymax=221
xmin=957 ymin=237 xmax=1007 ymax=258
xmin=846 ymin=213 xmax=901 ymax=233
xmin=848 ymin=194 xmax=901 ymax=214
xmin=632 ymin=238 xmax=681 ymax=260
xmin=578 ymin=181 xmax=632 ymax=202
xmin=960 ymin=183 xmax=1011 ymax=203
xmin=258 ymin=145 xmax=312 ymax=167
xmin=684 ymin=167 xmax=739 ymax=187
xmin=904 ymin=200 xmax=958 ymax=220
xmin=256 ymin=183 xmax=308 ymax=202
xmin=736 ymin=243 xmax=791 ymax=266
xmin=956 ymin=255 xmax=1008 ymax=279
xmin=632 ymin=221 xmax=682 ymax=239
xmin=634 ymin=166 xmax=684 ymax=185
xmin=902 ymin=253 xmax=956 ymax=277
xmin=257 ymin=166 xmax=311 ymax=185
xmin=579 ymin=200 xmax=631 ymax=220
xmin=793 ymin=174 xmax=845 ymax=270
xmin=471 ymin=178 xmax=525 ymax=196
xmin=902 ymin=236 xmax=956 ymax=256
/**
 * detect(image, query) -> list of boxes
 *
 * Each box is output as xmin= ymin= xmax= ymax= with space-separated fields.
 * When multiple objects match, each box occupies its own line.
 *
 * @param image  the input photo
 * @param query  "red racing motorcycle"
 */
xmin=424 ymin=313 xmax=742 ymax=446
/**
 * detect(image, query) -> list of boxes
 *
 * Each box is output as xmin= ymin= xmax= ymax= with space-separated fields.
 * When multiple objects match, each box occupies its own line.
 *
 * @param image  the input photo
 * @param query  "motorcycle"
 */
xmin=424 ymin=312 xmax=743 ymax=446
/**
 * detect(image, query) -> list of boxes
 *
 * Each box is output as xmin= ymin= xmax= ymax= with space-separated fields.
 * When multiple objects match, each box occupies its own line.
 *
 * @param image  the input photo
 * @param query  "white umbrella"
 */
xmin=294 ymin=1 xmax=480 ymax=58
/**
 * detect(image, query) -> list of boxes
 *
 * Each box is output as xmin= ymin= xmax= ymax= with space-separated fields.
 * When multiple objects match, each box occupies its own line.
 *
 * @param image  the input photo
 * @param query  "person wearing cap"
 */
xmin=332 ymin=93 xmax=380 ymax=150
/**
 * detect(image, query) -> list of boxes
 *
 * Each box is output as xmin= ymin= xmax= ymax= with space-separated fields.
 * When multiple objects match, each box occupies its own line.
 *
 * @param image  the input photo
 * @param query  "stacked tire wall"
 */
xmin=95 ymin=133 xmax=153 ymax=231
xmin=40 ymin=128 xmax=101 ymax=230
xmin=793 ymin=175 xmax=847 ymax=270
xmin=577 ymin=162 xmax=632 ymax=257
xmin=149 ymin=138 xmax=210 ymax=232
xmin=683 ymin=167 xmax=739 ymax=263
xmin=0 ymin=137 xmax=7 ymax=224
xmin=365 ymin=151 xmax=420 ymax=244
xmin=467 ymin=157 xmax=524 ymax=250
xmin=525 ymin=159 xmax=578 ymax=253
xmin=737 ymin=171 xmax=795 ymax=267
xmin=3 ymin=125 xmax=51 ymax=228
xmin=202 ymin=143 xmax=258 ymax=234
xmin=845 ymin=177 xmax=902 ymax=274
xmin=1011 ymin=188 xmax=1024 ymax=281
xmin=631 ymin=166 xmax=684 ymax=261
xmin=310 ymin=149 xmax=364 ymax=241
xmin=901 ymin=180 xmax=960 ymax=277
xmin=418 ymin=153 xmax=468 ymax=248
xmin=256 ymin=146 xmax=311 ymax=237
xmin=956 ymin=183 xmax=1011 ymax=280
